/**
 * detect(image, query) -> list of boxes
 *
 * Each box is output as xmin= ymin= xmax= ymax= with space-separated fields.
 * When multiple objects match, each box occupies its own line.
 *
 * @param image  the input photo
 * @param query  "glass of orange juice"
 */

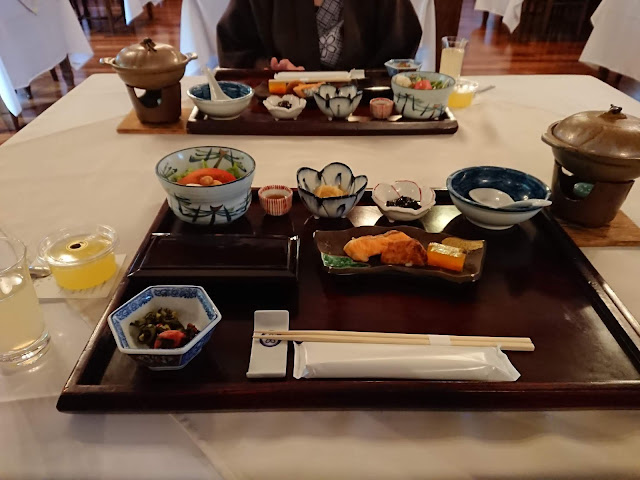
xmin=0 ymin=234 xmax=50 ymax=366
xmin=448 ymin=79 xmax=479 ymax=109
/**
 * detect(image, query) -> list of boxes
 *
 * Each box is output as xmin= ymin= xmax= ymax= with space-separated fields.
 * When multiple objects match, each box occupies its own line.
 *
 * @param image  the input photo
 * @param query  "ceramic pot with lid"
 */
xmin=100 ymin=38 xmax=197 ymax=90
xmin=542 ymin=105 xmax=640 ymax=227
xmin=542 ymin=105 xmax=640 ymax=183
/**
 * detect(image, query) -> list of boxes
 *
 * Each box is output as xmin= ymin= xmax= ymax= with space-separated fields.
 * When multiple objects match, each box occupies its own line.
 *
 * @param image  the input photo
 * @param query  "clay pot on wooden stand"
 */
xmin=542 ymin=105 xmax=640 ymax=227
xmin=100 ymin=38 xmax=197 ymax=124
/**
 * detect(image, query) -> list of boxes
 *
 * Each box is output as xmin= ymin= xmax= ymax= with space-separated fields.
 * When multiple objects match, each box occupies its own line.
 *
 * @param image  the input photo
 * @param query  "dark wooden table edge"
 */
xmin=56 ymin=190 xmax=640 ymax=413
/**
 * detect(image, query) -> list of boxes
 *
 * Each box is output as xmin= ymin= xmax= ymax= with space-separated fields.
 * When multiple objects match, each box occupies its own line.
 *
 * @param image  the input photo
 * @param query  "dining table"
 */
xmin=1 ymin=72 xmax=640 ymax=479
xmin=180 ymin=0 xmax=437 ymax=76
xmin=0 ymin=0 xmax=93 ymax=117
xmin=123 ymin=0 xmax=163 ymax=25
xmin=474 ymin=0 xmax=524 ymax=32
xmin=580 ymin=0 xmax=640 ymax=83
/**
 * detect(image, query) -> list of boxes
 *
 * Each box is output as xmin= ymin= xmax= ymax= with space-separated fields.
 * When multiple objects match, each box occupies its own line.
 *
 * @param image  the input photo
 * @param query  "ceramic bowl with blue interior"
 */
xmin=107 ymin=285 xmax=221 ymax=371
xmin=313 ymin=84 xmax=363 ymax=120
xmin=391 ymin=72 xmax=455 ymax=120
xmin=187 ymin=82 xmax=254 ymax=120
xmin=447 ymin=166 xmax=551 ymax=230
xmin=155 ymin=146 xmax=255 ymax=225
xmin=297 ymin=162 xmax=368 ymax=218
xmin=384 ymin=59 xmax=421 ymax=76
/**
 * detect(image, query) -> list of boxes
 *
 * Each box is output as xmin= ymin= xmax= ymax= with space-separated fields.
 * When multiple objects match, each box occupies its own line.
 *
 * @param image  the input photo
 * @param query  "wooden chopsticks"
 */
xmin=253 ymin=330 xmax=534 ymax=352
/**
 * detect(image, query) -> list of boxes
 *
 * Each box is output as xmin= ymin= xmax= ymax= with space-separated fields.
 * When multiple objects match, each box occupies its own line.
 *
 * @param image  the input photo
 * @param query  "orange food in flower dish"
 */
xmin=177 ymin=168 xmax=236 ymax=186
xmin=426 ymin=243 xmax=466 ymax=272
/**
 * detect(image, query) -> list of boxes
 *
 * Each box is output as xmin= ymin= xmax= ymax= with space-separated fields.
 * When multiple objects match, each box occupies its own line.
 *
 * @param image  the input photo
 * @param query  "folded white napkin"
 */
xmin=294 ymin=342 xmax=520 ymax=382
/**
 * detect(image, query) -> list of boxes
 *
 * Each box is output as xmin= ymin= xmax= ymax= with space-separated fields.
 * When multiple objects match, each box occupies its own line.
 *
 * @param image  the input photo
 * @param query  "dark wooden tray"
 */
xmin=185 ymin=69 xmax=459 ymax=136
xmin=57 ymin=190 xmax=640 ymax=412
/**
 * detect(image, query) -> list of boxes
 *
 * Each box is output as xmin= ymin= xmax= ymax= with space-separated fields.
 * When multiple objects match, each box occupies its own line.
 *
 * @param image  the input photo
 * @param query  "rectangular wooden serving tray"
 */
xmin=185 ymin=69 xmax=459 ymax=136
xmin=57 ymin=190 xmax=640 ymax=412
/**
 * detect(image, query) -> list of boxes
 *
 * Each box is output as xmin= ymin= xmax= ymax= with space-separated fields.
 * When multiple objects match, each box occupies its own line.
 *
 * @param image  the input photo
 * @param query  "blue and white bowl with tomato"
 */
xmin=391 ymin=72 xmax=455 ymax=120
xmin=155 ymin=146 xmax=255 ymax=225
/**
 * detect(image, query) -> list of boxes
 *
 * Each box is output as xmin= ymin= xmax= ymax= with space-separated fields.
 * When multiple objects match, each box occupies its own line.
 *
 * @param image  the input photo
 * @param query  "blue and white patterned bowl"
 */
xmin=447 ymin=166 xmax=551 ymax=230
xmin=391 ymin=72 xmax=455 ymax=120
xmin=187 ymin=82 xmax=253 ymax=120
xmin=384 ymin=59 xmax=421 ymax=76
xmin=297 ymin=162 xmax=368 ymax=218
xmin=107 ymin=285 xmax=221 ymax=371
xmin=155 ymin=146 xmax=255 ymax=225
xmin=313 ymin=84 xmax=363 ymax=120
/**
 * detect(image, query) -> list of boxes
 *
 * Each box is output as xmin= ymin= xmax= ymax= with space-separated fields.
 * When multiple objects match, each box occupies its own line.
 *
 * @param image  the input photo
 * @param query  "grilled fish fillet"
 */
xmin=380 ymin=238 xmax=428 ymax=266
xmin=343 ymin=230 xmax=411 ymax=262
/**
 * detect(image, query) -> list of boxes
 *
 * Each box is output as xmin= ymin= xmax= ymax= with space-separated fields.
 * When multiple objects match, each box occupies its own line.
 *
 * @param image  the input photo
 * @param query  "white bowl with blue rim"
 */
xmin=447 ymin=166 xmax=551 ymax=230
xmin=107 ymin=285 xmax=221 ymax=371
xmin=187 ymin=81 xmax=253 ymax=120
xmin=297 ymin=162 xmax=368 ymax=218
xmin=313 ymin=84 xmax=363 ymax=120
xmin=391 ymin=72 xmax=455 ymax=120
xmin=384 ymin=58 xmax=421 ymax=76
xmin=155 ymin=146 xmax=255 ymax=225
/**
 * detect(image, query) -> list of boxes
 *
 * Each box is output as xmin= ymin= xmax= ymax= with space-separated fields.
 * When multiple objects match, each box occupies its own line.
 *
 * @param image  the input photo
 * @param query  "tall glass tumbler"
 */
xmin=0 ymin=235 xmax=50 ymax=366
xmin=440 ymin=36 xmax=468 ymax=79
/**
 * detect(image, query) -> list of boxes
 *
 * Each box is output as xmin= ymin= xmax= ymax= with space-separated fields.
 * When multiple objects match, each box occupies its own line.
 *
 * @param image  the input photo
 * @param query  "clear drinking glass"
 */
xmin=440 ymin=36 xmax=469 ymax=79
xmin=0 ymin=235 xmax=50 ymax=366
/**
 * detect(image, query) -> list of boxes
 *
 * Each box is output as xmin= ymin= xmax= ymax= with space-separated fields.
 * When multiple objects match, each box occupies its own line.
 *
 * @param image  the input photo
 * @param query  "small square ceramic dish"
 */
xmin=108 ymin=285 xmax=221 ymax=371
xmin=373 ymin=181 xmax=436 ymax=222
xmin=384 ymin=59 xmax=421 ymax=76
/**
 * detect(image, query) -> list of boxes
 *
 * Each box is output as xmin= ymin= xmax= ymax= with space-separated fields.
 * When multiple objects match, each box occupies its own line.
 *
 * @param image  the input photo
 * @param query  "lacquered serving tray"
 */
xmin=185 ymin=69 xmax=459 ymax=136
xmin=57 ymin=190 xmax=640 ymax=412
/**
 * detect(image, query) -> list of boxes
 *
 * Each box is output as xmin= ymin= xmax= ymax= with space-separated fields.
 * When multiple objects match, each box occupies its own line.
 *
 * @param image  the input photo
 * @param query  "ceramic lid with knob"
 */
xmin=542 ymin=105 xmax=640 ymax=182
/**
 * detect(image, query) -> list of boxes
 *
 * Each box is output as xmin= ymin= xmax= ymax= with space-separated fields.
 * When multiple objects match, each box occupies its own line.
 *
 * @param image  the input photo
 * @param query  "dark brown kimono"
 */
xmin=217 ymin=0 xmax=422 ymax=70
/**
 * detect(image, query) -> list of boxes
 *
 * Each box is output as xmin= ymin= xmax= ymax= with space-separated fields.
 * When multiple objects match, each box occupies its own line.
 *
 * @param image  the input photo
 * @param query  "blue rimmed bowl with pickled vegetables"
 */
xmin=155 ymin=146 xmax=255 ymax=225
xmin=391 ymin=72 xmax=455 ymax=120
xmin=107 ymin=285 xmax=221 ymax=371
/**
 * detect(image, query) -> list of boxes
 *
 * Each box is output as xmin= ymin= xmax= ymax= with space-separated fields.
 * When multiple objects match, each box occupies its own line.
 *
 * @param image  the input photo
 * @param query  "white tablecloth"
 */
xmin=1 ymin=73 xmax=640 ymax=478
xmin=580 ymin=0 xmax=640 ymax=83
xmin=0 ymin=0 xmax=93 ymax=116
xmin=123 ymin=0 xmax=163 ymax=25
xmin=180 ymin=0 xmax=436 ymax=76
xmin=474 ymin=0 xmax=524 ymax=33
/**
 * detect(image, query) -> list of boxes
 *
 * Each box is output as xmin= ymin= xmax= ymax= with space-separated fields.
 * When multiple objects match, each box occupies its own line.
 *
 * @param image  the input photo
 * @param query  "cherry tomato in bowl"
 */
xmin=413 ymin=80 xmax=433 ymax=90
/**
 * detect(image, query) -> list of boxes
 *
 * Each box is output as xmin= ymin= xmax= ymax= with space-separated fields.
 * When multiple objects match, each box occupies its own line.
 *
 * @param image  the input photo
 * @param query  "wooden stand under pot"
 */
xmin=100 ymin=38 xmax=197 ymax=124
xmin=542 ymin=105 xmax=640 ymax=227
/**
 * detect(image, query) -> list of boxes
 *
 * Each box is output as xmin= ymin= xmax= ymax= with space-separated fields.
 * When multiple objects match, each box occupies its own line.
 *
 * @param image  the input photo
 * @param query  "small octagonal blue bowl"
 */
xmin=107 ymin=285 xmax=221 ymax=371
xmin=447 ymin=166 xmax=551 ymax=230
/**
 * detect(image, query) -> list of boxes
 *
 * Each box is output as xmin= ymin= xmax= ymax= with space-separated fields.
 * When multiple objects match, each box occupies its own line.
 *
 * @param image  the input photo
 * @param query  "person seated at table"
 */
xmin=217 ymin=0 xmax=422 ymax=70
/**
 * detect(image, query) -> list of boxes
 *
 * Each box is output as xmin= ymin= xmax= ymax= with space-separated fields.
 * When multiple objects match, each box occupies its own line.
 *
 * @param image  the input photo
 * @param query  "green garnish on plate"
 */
xmin=321 ymin=253 xmax=369 ymax=269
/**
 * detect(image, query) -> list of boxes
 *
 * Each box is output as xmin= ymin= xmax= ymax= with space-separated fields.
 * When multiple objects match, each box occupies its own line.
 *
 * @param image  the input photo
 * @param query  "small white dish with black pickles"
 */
xmin=373 ymin=181 xmax=435 ymax=222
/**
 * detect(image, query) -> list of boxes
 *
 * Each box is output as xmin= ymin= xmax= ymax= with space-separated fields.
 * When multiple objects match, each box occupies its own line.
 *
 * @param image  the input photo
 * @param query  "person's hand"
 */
xmin=269 ymin=57 xmax=305 ymax=71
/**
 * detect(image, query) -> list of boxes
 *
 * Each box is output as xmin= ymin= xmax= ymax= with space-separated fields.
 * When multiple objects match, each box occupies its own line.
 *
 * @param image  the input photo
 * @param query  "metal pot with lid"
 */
xmin=542 ymin=105 xmax=640 ymax=183
xmin=100 ymin=38 xmax=197 ymax=90
xmin=542 ymin=105 xmax=640 ymax=227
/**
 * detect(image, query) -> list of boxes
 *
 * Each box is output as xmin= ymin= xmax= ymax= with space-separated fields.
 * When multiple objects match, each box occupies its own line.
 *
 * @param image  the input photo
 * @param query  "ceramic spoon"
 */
xmin=469 ymin=188 xmax=552 ymax=209
xmin=204 ymin=67 xmax=231 ymax=100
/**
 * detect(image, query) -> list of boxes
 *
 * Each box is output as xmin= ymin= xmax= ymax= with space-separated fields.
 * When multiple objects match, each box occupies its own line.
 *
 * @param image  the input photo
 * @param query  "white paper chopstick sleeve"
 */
xmin=293 ymin=343 xmax=520 ymax=382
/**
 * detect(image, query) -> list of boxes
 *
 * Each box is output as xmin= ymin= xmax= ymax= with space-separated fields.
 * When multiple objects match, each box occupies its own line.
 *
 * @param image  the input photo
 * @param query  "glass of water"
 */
xmin=0 ymin=234 xmax=50 ymax=366
xmin=440 ymin=36 xmax=469 ymax=79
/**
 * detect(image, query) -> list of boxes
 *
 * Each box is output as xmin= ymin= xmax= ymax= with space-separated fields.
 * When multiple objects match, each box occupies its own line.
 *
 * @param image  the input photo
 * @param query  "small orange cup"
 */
xmin=370 ymin=97 xmax=394 ymax=119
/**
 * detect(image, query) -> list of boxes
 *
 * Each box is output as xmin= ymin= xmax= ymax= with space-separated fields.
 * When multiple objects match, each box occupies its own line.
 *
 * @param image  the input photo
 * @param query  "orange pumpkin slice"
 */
xmin=426 ymin=242 xmax=466 ymax=272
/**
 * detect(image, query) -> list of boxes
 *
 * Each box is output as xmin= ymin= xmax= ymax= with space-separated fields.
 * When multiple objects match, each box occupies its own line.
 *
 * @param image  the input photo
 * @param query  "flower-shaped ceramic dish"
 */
xmin=313 ymin=84 xmax=363 ymax=120
xmin=107 ymin=285 xmax=221 ymax=371
xmin=447 ymin=166 xmax=551 ymax=230
xmin=296 ymin=162 xmax=368 ymax=218
xmin=263 ymin=94 xmax=306 ymax=120
xmin=391 ymin=72 xmax=455 ymax=120
xmin=187 ymin=81 xmax=254 ymax=120
xmin=384 ymin=59 xmax=421 ymax=76
xmin=372 ymin=181 xmax=436 ymax=222
xmin=155 ymin=146 xmax=255 ymax=225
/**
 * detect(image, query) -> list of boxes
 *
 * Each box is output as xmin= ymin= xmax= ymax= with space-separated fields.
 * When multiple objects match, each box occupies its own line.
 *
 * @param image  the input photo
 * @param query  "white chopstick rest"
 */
xmin=428 ymin=334 xmax=452 ymax=346
xmin=293 ymin=343 xmax=521 ymax=381
xmin=246 ymin=310 xmax=289 ymax=378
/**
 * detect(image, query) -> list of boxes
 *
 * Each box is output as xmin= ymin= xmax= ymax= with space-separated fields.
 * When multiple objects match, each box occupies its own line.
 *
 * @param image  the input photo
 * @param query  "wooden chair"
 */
xmin=0 ymin=98 xmax=20 ymax=131
xmin=70 ymin=0 xmax=155 ymax=34
xmin=434 ymin=0 xmax=464 ymax=71
xmin=19 ymin=57 xmax=75 ymax=100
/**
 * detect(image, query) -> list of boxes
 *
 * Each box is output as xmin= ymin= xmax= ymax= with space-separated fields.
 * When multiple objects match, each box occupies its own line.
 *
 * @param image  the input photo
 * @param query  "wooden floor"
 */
xmin=1 ymin=0 xmax=639 ymax=145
